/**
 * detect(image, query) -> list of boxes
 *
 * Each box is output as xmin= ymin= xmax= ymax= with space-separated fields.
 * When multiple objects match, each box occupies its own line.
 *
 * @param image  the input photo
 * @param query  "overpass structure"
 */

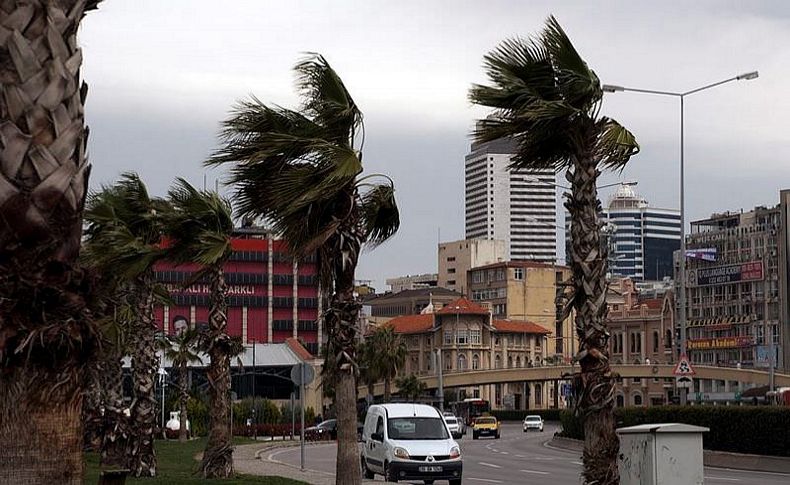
xmin=361 ymin=364 xmax=790 ymax=397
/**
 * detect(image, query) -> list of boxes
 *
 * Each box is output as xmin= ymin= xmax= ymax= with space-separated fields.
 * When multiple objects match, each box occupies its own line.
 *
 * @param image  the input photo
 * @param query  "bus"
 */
xmin=452 ymin=398 xmax=490 ymax=426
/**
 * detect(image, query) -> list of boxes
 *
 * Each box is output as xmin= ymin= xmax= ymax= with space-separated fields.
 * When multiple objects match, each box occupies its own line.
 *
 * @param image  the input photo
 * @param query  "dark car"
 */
xmin=305 ymin=419 xmax=364 ymax=441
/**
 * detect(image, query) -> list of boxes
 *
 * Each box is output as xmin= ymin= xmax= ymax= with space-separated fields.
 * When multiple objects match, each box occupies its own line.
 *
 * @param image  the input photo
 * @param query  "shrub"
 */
xmin=558 ymin=405 xmax=790 ymax=457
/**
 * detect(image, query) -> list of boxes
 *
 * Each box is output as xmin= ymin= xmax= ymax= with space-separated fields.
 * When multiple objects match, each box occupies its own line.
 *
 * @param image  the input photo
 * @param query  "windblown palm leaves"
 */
xmin=164 ymin=178 xmax=236 ymax=478
xmin=208 ymin=53 xmax=399 ymax=485
xmin=83 ymin=173 xmax=170 ymax=477
xmin=470 ymin=16 xmax=639 ymax=485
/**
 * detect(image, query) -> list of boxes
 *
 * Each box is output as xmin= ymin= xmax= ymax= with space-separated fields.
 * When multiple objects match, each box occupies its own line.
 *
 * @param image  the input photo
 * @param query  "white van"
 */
xmin=361 ymin=403 xmax=462 ymax=484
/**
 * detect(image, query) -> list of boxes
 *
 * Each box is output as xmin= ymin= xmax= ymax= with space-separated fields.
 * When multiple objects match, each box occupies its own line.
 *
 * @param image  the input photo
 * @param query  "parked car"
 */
xmin=523 ymin=415 xmax=544 ymax=432
xmin=305 ymin=419 xmax=364 ymax=441
xmin=471 ymin=415 xmax=500 ymax=440
xmin=361 ymin=403 xmax=462 ymax=484
xmin=443 ymin=414 xmax=463 ymax=439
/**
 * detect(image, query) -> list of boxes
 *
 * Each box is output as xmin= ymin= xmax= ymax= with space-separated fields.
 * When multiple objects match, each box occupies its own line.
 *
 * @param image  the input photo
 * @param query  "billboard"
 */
xmin=687 ymin=336 xmax=753 ymax=350
xmin=688 ymin=261 xmax=763 ymax=286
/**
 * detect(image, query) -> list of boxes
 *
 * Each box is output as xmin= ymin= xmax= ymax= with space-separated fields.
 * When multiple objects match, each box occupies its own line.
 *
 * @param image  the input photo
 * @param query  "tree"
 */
xmin=367 ymin=326 xmax=407 ymax=402
xmin=395 ymin=374 xmax=427 ymax=402
xmin=207 ymin=54 xmax=400 ymax=485
xmin=159 ymin=327 xmax=202 ymax=442
xmin=357 ymin=339 xmax=380 ymax=401
xmin=0 ymin=1 xmax=101 ymax=482
xmin=164 ymin=178 xmax=236 ymax=478
xmin=84 ymin=173 xmax=170 ymax=477
xmin=469 ymin=17 xmax=639 ymax=485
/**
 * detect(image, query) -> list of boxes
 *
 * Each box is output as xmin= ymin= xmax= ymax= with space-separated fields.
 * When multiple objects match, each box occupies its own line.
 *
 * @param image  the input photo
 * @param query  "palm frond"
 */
xmin=295 ymin=53 xmax=362 ymax=144
xmin=359 ymin=181 xmax=400 ymax=248
xmin=595 ymin=118 xmax=640 ymax=170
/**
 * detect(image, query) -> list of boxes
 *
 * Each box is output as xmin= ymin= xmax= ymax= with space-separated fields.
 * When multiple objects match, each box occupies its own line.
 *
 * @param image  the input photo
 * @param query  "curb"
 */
xmin=547 ymin=436 xmax=790 ymax=474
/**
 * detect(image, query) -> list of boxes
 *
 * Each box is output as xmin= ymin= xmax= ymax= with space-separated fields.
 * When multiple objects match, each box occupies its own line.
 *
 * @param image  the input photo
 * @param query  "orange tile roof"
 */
xmin=383 ymin=314 xmax=434 ymax=334
xmin=492 ymin=319 xmax=551 ymax=334
xmin=435 ymin=297 xmax=489 ymax=315
xmin=285 ymin=337 xmax=315 ymax=360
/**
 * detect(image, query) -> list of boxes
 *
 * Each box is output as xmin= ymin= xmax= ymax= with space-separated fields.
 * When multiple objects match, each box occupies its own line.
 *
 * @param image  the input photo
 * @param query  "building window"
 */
xmin=448 ymin=268 xmax=456 ymax=274
xmin=633 ymin=394 xmax=643 ymax=406
xmin=472 ymin=271 xmax=484 ymax=283
xmin=516 ymin=356 xmax=521 ymax=367
xmin=446 ymin=256 xmax=456 ymax=262
xmin=508 ymin=356 xmax=513 ymax=368
xmin=472 ymin=354 xmax=480 ymax=370
xmin=444 ymin=331 xmax=453 ymax=345
xmin=456 ymin=330 xmax=469 ymax=345
xmin=652 ymin=331 xmax=659 ymax=353
xmin=447 ymin=280 xmax=456 ymax=286
xmin=514 ymin=268 xmax=524 ymax=280
xmin=665 ymin=330 xmax=672 ymax=349
xmin=470 ymin=329 xmax=481 ymax=344
xmin=495 ymin=355 xmax=502 ymax=369
xmin=457 ymin=354 xmax=467 ymax=370
xmin=535 ymin=383 xmax=542 ymax=406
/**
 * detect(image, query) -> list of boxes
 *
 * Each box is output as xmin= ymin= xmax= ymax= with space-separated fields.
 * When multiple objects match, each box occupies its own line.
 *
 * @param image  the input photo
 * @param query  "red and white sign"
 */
xmin=673 ymin=355 xmax=696 ymax=376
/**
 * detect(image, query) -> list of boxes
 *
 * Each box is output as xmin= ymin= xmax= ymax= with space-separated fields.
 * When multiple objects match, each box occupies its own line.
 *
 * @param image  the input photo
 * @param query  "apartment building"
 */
xmin=437 ymin=238 xmax=506 ymax=294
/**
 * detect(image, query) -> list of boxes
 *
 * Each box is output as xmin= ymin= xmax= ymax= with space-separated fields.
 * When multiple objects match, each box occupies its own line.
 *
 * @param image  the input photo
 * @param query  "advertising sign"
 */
xmin=688 ymin=261 xmax=763 ymax=286
xmin=685 ymin=248 xmax=717 ymax=261
xmin=687 ymin=336 xmax=753 ymax=350
xmin=165 ymin=283 xmax=263 ymax=296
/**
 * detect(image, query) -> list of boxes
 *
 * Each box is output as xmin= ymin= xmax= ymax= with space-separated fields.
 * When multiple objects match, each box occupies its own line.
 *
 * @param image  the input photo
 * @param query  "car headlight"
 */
xmin=393 ymin=447 xmax=410 ymax=459
xmin=449 ymin=446 xmax=461 ymax=459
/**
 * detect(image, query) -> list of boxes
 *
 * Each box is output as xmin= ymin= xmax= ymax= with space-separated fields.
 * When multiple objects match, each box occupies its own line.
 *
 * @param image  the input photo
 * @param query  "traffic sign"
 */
xmin=291 ymin=363 xmax=315 ymax=386
xmin=676 ymin=376 xmax=693 ymax=388
xmin=672 ymin=355 xmax=696 ymax=376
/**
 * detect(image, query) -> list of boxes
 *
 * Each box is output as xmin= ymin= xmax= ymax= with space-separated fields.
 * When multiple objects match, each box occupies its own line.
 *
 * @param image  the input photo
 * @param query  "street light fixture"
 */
xmin=602 ymin=71 xmax=759 ymax=404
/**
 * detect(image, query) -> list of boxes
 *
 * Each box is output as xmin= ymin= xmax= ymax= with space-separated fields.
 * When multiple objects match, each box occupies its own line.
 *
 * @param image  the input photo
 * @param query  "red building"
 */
xmin=153 ymin=227 xmax=321 ymax=355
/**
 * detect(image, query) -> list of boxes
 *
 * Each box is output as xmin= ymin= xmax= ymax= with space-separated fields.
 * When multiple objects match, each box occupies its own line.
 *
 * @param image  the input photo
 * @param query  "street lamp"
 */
xmin=603 ymin=71 xmax=759 ymax=404
xmin=157 ymin=366 xmax=168 ymax=431
xmin=523 ymin=175 xmax=637 ymax=192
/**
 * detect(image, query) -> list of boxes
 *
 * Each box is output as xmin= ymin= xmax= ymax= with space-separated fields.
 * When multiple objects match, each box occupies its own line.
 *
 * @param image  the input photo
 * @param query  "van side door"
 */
xmin=365 ymin=415 xmax=386 ymax=472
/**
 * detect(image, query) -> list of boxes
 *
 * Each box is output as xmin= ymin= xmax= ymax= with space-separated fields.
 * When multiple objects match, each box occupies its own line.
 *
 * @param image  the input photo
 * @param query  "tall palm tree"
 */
xmin=469 ymin=17 xmax=639 ymax=485
xmin=160 ymin=327 xmax=202 ymax=442
xmin=368 ymin=326 xmax=407 ymax=402
xmin=0 ymin=2 xmax=101 ymax=482
xmin=84 ymin=173 xmax=170 ymax=477
xmin=164 ymin=178 xmax=235 ymax=478
xmin=207 ymin=54 xmax=400 ymax=485
xmin=358 ymin=339 xmax=380 ymax=402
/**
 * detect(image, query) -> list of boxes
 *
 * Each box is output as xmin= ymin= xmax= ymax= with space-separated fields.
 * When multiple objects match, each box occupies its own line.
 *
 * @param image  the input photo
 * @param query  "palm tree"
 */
xmin=358 ymin=340 xmax=380 ymax=402
xmin=469 ymin=17 xmax=639 ymax=485
xmin=395 ymin=374 xmax=427 ymax=402
xmin=367 ymin=326 xmax=407 ymax=402
xmin=207 ymin=54 xmax=400 ymax=485
xmin=160 ymin=327 xmax=202 ymax=442
xmin=84 ymin=173 xmax=170 ymax=477
xmin=164 ymin=178 xmax=236 ymax=478
xmin=0 ymin=1 xmax=101 ymax=482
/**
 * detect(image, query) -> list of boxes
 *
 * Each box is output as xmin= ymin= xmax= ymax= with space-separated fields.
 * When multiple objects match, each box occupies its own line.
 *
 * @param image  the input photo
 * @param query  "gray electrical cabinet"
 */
xmin=617 ymin=423 xmax=709 ymax=485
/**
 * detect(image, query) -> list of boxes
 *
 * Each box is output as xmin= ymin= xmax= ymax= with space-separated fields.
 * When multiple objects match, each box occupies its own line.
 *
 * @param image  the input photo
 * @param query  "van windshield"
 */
xmin=387 ymin=417 xmax=449 ymax=440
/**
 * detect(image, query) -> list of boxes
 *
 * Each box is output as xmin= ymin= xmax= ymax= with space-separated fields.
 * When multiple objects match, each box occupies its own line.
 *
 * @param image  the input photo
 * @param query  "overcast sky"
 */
xmin=80 ymin=0 xmax=790 ymax=290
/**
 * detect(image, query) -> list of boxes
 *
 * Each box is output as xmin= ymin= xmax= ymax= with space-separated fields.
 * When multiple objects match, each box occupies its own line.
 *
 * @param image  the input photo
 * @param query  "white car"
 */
xmin=523 ymin=415 xmax=544 ymax=432
xmin=443 ymin=414 xmax=463 ymax=439
xmin=362 ymin=403 xmax=462 ymax=484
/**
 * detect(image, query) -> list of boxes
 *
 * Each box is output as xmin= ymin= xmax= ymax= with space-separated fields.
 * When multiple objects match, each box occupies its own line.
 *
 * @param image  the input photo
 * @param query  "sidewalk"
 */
xmin=234 ymin=441 xmax=378 ymax=485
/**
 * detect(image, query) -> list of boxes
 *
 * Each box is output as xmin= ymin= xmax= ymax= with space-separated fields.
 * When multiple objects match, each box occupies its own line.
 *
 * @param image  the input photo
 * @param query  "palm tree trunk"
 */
xmin=179 ymin=363 xmax=189 ymax=442
xmin=127 ymin=283 xmax=158 ymax=477
xmin=0 ymin=1 xmax=98 ymax=482
xmin=326 ymin=226 xmax=364 ymax=485
xmin=201 ymin=265 xmax=234 ymax=478
xmin=100 ymin=355 xmax=130 ymax=468
xmin=566 ymin=157 xmax=618 ymax=485
xmin=383 ymin=377 xmax=391 ymax=402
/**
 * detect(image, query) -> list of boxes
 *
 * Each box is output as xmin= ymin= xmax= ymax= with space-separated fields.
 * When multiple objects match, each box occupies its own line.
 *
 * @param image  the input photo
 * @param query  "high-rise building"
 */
xmin=437 ymin=238 xmax=506 ymax=294
xmin=566 ymin=184 xmax=680 ymax=280
xmin=681 ymin=189 xmax=790 ymax=372
xmin=153 ymin=227 xmax=321 ymax=356
xmin=464 ymin=135 xmax=557 ymax=262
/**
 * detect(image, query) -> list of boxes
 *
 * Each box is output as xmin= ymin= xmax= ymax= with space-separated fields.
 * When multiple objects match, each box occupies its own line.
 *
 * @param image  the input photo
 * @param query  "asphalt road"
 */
xmin=268 ymin=422 xmax=790 ymax=484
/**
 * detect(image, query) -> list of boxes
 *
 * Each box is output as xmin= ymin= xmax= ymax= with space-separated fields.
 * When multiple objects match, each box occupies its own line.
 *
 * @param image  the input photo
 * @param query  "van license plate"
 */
xmin=419 ymin=466 xmax=443 ymax=472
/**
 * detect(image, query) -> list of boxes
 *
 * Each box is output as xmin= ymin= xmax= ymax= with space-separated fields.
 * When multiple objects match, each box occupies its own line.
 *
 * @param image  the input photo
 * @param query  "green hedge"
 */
xmin=559 ymin=406 xmax=790 ymax=457
xmin=491 ymin=408 xmax=563 ymax=422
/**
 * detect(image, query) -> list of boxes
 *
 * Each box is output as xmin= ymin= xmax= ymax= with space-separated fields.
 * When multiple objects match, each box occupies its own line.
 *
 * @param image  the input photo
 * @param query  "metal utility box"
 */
xmin=617 ymin=423 xmax=708 ymax=485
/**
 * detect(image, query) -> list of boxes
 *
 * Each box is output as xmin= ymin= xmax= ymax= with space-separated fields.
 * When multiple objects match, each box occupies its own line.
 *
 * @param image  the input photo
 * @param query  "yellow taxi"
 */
xmin=471 ymin=415 xmax=500 ymax=440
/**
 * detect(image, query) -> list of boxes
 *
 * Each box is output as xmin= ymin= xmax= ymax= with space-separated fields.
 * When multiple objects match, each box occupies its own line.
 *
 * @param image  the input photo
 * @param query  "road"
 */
xmin=267 ymin=422 xmax=790 ymax=484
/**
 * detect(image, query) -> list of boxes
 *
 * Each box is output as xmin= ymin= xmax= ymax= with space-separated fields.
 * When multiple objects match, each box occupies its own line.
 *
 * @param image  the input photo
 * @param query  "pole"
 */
xmin=769 ymin=335 xmax=776 ymax=394
xmin=252 ymin=342 xmax=257 ymax=440
xmin=300 ymin=363 xmax=305 ymax=471
xmin=678 ymin=95 xmax=688 ymax=406
xmin=291 ymin=391 xmax=295 ymax=440
xmin=436 ymin=350 xmax=444 ymax=412
xmin=161 ymin=379 xmax=166 ymax=430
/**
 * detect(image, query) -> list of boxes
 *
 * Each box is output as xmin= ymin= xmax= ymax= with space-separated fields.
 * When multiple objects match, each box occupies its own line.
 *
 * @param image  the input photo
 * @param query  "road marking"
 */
xmin=705 ymin=477 xmax=740 ymax=482
xmin=479 ymin=462 xmax=502 ymax=468
xmin=572 ymin=461 xmax=583 ymax=465
xmin=499 ymin=451 xmax=509 ymax=455
xmin=491 ymin=449 xmax=499 ymax=453
xmin=533 ymin=457 xmax=555 ymax=460
xmin=521 ymin=469 xmax=550 ymax=475
xmin=468 ymin=479 xmax=503 ymax=483
xmin=515 ymin=454 xmax=526 ymax=458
